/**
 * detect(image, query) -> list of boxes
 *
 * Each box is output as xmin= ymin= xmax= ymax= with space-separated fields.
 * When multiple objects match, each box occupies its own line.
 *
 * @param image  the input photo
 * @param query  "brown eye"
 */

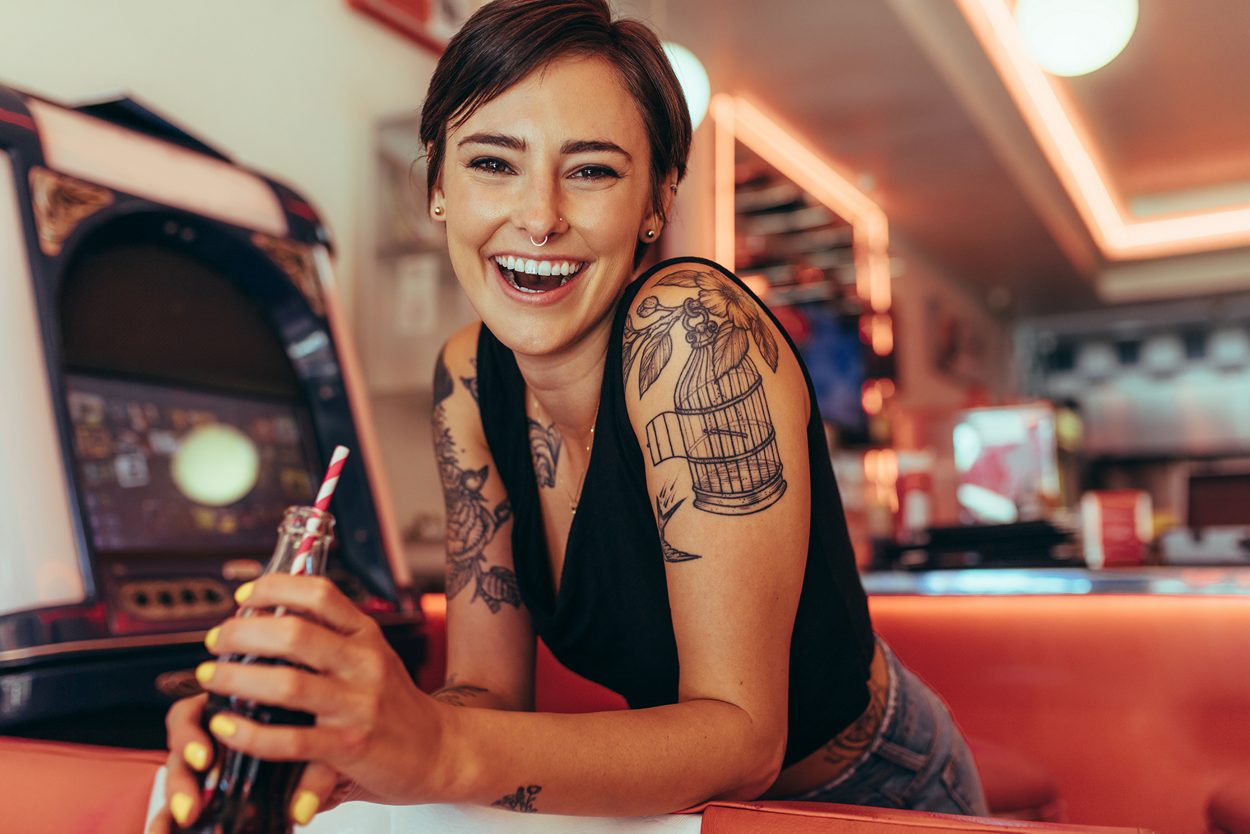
xmin=469 ymin=157 xmax=513 ymax=175
xmin=571 ymin=165 xmax=619 ymax=181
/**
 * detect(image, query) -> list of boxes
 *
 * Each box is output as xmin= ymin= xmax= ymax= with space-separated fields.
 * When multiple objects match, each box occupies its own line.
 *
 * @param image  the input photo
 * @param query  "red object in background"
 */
xmin=895 ymin=470 xmax=934 ymax=538
xmin=348 ymin=0 xmax=486 ymax=53
xmin=770 ymin=304 xmax=810 ymax=344
xmin=1081 ymin=489 xmax=1151 ymax=568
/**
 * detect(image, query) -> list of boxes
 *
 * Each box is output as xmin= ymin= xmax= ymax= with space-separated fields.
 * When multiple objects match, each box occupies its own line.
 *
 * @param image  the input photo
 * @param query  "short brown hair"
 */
xmin=419 ymin=0 xmax=692 ymax=226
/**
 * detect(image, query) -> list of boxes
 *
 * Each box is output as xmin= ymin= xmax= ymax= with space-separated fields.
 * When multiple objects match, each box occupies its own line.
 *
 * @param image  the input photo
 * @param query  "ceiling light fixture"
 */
xmin=958 ymin=0 xmax=1250 ymax=260
xmin=1014 ymin=0 xmax=1138 ymax=77
xmin=662 ymin=42 xmax=710 ymax=131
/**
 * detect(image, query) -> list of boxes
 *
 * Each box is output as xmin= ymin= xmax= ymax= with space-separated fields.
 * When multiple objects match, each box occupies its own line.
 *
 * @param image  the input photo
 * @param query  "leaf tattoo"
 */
xmin=432 ymin=682 xmax=489 ymax=706
xmin=527 ymin=419 xmax=562 ymax=489
xmin=656 ymin=482 xmax=701 ymax=563
xmin=637 ymin=331 xmax=672 ymax=398
xmin=492 ymin=785 xmax=542 ymax=813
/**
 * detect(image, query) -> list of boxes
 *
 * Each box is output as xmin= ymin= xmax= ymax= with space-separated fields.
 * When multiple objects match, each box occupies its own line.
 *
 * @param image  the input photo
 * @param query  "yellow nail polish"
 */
xmin=209 ymin=713 xmax=237 ymax=738
xmin=183 ymin=740 xmax=210 ymax=771
xmin=291 ymin=789 xmax=320 ymax=825
xmin=170 ymin=792 xmax=194 ymax=826
xmin=234 ymin=581 xmax=255 ymax=604
xmin=204 ymin=626 xmax=221 ymax=651
xmin=195 ymin=662 xmax=216 ymax=686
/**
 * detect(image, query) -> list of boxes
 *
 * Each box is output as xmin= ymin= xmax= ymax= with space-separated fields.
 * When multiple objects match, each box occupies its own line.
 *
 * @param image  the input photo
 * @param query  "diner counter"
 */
xmin=862 ymin=565 xmax=1250 ymax=596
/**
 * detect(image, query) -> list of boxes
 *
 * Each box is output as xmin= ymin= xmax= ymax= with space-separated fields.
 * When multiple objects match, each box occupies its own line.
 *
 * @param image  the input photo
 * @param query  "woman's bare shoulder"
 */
xmin=433 ymin=321 xmax=485 ymax=438
xmin=438 ymin=320 xmax=483 ymax=381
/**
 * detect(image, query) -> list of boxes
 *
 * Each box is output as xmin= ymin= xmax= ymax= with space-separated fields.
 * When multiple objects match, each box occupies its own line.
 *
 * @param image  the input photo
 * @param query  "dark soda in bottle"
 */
xmin=177 ymin=505 xmax=334 ymax=834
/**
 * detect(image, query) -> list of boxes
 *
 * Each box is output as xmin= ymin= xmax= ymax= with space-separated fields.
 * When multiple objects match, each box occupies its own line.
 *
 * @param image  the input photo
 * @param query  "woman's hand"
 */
xmin=191 ymin=575 xmax=445 ymax=817
xmin=148 ymin=693 xmax=210 ymax=833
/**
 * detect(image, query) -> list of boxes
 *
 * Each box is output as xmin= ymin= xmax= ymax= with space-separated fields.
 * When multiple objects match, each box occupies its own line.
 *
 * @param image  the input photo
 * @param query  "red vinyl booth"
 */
xmin=5 ymin=590 xmax=1248 ymax=834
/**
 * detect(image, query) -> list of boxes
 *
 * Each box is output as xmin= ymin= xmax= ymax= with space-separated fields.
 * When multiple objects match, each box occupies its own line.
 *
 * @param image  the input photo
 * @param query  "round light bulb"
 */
xmin=662 ymin=42 xmax=710 ymax=131
xmin=1015 ymin=0 xmax=1138 ymax=77
xmin=171 ymin=423 xmax=261 ymax=507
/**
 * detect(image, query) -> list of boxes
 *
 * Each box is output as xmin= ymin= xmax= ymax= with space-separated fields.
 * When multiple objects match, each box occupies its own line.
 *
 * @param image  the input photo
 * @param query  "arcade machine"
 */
xmin=0 ymin=84 xmax=423 ymax=747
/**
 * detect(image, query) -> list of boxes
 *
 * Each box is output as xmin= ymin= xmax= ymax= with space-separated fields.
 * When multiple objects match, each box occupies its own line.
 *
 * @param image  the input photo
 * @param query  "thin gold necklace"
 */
xmin=568 ymin=416 xmax=596 ymax=515
xmin=533 ymin=397 xmax=600 ymax=515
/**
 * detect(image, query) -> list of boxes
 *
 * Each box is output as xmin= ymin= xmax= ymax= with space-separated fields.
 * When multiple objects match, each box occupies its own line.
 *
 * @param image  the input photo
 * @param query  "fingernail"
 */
xmin=204 ymin=626 xmax=221 ymax=651
xmin=183 ymin=740 xmax=210 ymax=771
xmin=291 ymin=789 xmax=320 ymax=825
xmin=170 ymin=792 xmax=194 ymax=826
xmin=234 ymin=581 xmax=255 ymax=604
xmin=209 ymin=713 xmax=237 ymax=738
xmin=194 ymin=662 xmax=216 ymax=686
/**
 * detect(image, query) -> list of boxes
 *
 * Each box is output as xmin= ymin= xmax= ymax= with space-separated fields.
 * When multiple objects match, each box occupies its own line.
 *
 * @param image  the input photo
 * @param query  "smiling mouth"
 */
xmin=494 ymin=255 xmax=586 ymax=293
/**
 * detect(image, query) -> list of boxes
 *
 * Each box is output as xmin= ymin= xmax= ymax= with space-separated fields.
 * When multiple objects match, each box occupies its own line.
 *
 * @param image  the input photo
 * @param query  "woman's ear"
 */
xmin=427 ymin=143 xmax=446 ymax=222
xmin=639 ymin=172 xmax=679 ymax=242
xmin=430 ymin=187 xmax=446 ymax=222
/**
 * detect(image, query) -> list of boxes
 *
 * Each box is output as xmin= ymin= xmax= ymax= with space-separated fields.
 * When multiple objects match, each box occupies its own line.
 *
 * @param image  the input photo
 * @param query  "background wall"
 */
xmin=1 ymin=0 xmax=438 ymax=322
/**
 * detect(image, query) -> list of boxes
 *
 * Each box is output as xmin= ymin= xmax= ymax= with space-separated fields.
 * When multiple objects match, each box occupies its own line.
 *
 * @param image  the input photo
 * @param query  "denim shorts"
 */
xmin=783 ymin=641 xmax=989 ymax=816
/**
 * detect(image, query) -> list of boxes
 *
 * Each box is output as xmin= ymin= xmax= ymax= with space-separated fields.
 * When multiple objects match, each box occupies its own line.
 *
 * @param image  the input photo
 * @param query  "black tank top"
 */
xmin=476 ymin=256 xmax=874 ymax=767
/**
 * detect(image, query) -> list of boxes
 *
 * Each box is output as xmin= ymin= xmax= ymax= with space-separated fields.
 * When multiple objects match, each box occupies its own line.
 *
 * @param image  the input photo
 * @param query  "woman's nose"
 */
xmin=516 ymin=178 xmax=566 ymax=243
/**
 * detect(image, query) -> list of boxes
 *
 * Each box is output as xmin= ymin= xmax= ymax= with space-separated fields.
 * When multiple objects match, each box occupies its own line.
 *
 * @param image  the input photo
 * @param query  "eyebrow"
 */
xmin=457 ymin=132 xmax=631 ymax=160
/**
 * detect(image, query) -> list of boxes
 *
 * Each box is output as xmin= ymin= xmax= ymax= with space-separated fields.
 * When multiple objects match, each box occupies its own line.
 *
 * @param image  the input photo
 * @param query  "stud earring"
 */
xmin=645 ymin=229 xmax=656 ymax=239
xmin=433 ymin=206 xmax=444 ymax=216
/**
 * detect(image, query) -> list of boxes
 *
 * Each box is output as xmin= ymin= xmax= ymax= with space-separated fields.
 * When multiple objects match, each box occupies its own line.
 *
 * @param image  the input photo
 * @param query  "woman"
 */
xmin=154 ymin=0 xmax=987 ymax=828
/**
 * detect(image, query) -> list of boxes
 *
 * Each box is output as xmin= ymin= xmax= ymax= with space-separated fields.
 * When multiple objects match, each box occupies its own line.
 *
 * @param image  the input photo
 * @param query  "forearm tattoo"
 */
xmin=623 ymin=268 xmax=788 ymax=523
xmin=491 ymin=784 xmax=542 ymax=813
xmin=656 ymin=482 xmax=701 ymax=563
xmin=527 ymin=419 xmax=562 ymax=489
xmin=432 ymin=674 xmax=489 ymax=707
xmin=434 ymin=350 xmax=521 ymax=613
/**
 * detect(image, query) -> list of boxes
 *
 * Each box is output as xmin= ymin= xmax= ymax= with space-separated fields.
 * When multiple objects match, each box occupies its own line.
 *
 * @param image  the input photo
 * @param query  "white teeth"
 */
xmin=492 ymin=256 xmax=586 ymax=291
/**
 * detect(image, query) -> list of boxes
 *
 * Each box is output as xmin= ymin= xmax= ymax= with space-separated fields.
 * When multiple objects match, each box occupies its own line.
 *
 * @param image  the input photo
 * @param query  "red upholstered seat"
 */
xmin=970 ymin=738 xmax=1063 ymax=821
xmin=1209 ymin=776 xmax=1250 ymax=834
xmin=0 ymin=736 xmax=165 ymax=834
xmin=699 ymin=800 xmax=1149 ymax=833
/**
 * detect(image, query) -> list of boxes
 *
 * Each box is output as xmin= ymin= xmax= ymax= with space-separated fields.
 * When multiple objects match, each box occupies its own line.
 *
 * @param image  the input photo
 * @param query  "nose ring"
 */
xmin=530 ymin=234 xmax=549 ymax=247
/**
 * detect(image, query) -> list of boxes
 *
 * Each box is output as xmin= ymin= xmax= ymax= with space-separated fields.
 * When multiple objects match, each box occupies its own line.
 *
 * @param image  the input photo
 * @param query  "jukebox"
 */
xmin=0 ymin=85 xmax=422 ymax=746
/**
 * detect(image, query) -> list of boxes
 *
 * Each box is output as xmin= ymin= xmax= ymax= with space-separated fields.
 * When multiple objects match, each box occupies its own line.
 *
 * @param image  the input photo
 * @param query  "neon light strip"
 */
xmin=710 ymin=94 xmax=892 ymax=313
xmin=959 ymin=0 xmax=1250 ymax=260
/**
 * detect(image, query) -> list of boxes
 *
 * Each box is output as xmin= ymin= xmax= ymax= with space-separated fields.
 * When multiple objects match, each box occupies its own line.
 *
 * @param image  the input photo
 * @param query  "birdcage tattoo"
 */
xmin=646 ymin=309 xmax=787 ymax=515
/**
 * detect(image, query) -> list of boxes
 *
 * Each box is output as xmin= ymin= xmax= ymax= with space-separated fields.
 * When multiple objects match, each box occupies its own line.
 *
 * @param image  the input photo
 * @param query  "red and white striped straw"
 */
xmin=292 ymin=445 xmax=350 ymax=574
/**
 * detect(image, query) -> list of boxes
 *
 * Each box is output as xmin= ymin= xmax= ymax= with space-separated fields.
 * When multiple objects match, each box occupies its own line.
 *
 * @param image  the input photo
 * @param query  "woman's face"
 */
xmin=432 ymin=55 xmax=666 ymax=359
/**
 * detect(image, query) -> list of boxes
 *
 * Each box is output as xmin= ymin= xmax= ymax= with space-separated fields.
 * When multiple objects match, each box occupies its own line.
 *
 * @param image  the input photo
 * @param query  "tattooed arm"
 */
xmin=622 ymin=260 xmax=813 ymax=795
xmin=432 ymin=323 xmax=536 ymax=712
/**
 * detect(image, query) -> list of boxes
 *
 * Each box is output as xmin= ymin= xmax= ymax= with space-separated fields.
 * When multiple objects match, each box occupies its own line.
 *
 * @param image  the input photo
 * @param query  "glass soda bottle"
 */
xmin=177 ymin=505 xmax=335 ymax=834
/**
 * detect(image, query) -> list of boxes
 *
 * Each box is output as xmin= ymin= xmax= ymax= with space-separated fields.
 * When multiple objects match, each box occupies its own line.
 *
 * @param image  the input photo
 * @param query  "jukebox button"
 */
xmin=133 ymin=590 xmax=150 ymax=608
xmin=180 ymin=588 xmax=197 ymax=605
xmin=157 ymin=590 xmax=175 ymax=607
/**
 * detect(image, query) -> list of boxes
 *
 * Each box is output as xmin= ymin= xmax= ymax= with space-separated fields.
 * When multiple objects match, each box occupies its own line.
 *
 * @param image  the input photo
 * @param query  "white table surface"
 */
xmin=147 ymin=767 xmax=703 ymax=833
